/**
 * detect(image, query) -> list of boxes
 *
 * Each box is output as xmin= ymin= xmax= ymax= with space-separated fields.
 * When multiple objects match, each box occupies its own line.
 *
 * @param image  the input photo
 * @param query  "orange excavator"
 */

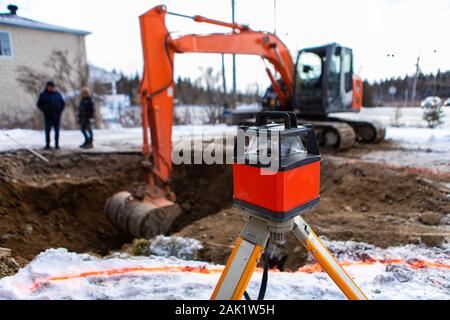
xmin=106 ymin=5 xmax=385 ymax=239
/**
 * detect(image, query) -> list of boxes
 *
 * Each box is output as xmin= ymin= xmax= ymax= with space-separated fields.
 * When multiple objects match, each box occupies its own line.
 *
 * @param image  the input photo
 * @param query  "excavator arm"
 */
xmin=139 ymin=5 xmax=295 ymax=184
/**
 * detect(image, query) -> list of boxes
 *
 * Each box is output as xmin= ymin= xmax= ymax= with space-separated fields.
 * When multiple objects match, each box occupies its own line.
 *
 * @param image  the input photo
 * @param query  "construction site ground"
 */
xmin=1 ymin=132 xmax=449 ymax=277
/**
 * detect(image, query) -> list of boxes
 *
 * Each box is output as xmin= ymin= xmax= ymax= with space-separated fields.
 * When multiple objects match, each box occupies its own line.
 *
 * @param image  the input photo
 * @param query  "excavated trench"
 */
xmin=0 ymin=150 xmax=448 ymax=274
xmin=0 ymin=151 xmax=233 ymax=264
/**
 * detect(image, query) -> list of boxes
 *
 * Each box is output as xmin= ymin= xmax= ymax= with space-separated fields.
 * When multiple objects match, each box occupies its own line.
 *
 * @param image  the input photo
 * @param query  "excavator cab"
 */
xmin=293 ymin=43 xmax=357 ymax=117
xmin=261 ymin=43 xmax=379 ymax=150
xmin=262 ymin=43 xmax=362 ymax=118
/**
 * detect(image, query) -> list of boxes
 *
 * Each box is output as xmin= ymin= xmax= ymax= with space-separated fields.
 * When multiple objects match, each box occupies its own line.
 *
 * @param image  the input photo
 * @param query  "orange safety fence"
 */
xmin=29 ymin=257 xmax=450 ymax=292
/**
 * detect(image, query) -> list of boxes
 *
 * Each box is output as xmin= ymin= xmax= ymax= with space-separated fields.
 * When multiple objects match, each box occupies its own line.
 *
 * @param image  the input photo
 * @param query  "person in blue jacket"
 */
xmin=37 ymin=81 xmax=65 ymax=150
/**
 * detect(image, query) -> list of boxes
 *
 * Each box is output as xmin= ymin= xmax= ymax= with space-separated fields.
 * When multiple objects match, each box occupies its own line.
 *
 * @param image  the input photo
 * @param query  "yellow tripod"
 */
xmin=211 ymin=214 xmax=368 ymax=300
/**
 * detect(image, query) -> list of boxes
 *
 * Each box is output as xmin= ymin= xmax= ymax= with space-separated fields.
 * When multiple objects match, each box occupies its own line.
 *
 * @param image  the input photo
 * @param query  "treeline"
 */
xmin=363 ymin=70 xmax=450 ymax=107
xmin=114 ymin=68 xmax=450 ymax=109
xmin=175 ymin=76 xmax=259 ymax=106
xmin=115 ymin=68 xmax=260 ymax=107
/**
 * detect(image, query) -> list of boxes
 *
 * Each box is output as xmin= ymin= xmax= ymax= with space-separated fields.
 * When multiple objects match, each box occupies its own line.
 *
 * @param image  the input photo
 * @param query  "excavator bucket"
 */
xmin=105 ymin=191 xmax=182 ymax=239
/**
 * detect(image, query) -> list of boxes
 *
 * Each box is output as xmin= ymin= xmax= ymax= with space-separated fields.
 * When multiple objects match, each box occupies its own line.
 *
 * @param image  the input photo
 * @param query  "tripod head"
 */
xmin=233 ymin=112 xmax=321 ymax=223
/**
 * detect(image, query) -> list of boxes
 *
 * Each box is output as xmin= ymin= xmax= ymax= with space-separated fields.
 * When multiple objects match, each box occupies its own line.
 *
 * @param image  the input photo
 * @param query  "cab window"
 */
xmin=297 ymin=52 xmax=322 ymax=83
xmin=342 ymin=49 xmax=353 ymax=92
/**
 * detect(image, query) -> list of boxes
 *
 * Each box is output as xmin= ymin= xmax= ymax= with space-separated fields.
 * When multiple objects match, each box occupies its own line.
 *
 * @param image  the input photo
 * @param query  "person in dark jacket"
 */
xmin=78 ymin=87 xmax=95 ymax=149
xmin=37 ymin=81 xmax=65 ymax=150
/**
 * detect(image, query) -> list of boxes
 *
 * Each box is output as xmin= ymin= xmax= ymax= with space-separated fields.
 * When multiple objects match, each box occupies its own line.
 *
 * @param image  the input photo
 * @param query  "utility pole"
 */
xmin=221 ymin=54 xmax=228 ymax=108
xmin=411 ymin=55 xmax=420 ymax=107
xmin=273 ymin=0 xmax=277 ymax=35
xmin=232 ymin=0 xmax=237 ymax=109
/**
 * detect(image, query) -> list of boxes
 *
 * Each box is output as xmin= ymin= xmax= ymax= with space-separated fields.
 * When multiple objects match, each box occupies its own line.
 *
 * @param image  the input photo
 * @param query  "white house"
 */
xmin=0 ymin=4 xmax=90 ymax=128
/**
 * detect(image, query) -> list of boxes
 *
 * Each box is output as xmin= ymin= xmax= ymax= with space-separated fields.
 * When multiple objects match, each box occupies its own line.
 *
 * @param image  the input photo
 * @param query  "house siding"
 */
xmin=0 ymin=24 xmax=87 ymax=128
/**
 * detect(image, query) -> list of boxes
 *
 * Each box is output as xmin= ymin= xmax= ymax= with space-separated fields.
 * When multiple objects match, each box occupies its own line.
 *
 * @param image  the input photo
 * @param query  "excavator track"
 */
xmin=300 ymin=120 xmax=356 ymax=151
xmin=230 ymin=113 xmax=385 ymax=152
xmin=328 ymin=117 xmax=386 ymax=144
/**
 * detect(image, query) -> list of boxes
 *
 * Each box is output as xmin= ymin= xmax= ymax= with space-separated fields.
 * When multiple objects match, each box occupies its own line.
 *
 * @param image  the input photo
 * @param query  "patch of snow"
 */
xmin=333 ymin=108 xmax=450 ymax=173
xmin=322 ymin=239 xmax=450 ymax=263
xmin=0 ymin=240 xmax=448 ymax=300
xmin=149 ymin=236 xmax=203 ymax=261
xmin=175 ymin=104 xmax=260 ymax=124
xmin=386 ymin=127 xmax=450 ymax=151
xmin=175 ymin=106 xmax=212 ymax=124
xmin=360 ymin=126 xmax=450 ymax=173
xmin=332 ymin=107 xmax=450 ymax=129
xmin=234 ymin=103 xmax=261 ymax=113
xmin=0 ymin=125 xmax=237 ymax=153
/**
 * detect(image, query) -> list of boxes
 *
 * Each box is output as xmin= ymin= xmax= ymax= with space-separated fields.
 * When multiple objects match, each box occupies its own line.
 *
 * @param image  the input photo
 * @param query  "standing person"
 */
xmin=37 ymin=81 xmax=65 ymax=150
xmin=78 ymin=87 xmax=95 ymax=149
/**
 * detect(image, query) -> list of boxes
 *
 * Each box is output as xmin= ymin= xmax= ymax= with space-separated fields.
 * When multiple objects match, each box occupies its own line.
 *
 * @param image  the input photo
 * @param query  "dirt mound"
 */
xmin=0 ymin=255 xmax=27 ymax=278
xmin=177 ymin=159 xmax=449 ymax=270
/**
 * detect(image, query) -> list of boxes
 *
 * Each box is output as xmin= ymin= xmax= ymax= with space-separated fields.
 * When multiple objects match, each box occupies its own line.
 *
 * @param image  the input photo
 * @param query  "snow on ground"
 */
xmin=175 ymin=104 xmax=260 ymax=124
xmin=334 ymin=107 xmax=450 ymax=157
xmin=0 ymin=239 xmax=448 ymax=300
xmin=333 ymin=107 xmax=450 ymax=174
xmin=1 ymin=107 xmax=448 ymax=173
xmin=0 ymin=125 xmax=237 ymax=153
xmin=361 ymin=127 xmax=450 ymax=174
xmin=332 ymin=107 xmax=450 ymax=129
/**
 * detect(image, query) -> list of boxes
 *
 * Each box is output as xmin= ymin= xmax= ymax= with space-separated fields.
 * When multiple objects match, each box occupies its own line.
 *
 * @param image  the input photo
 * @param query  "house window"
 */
xmin=0 ymin=32 xmax=13 ymax=57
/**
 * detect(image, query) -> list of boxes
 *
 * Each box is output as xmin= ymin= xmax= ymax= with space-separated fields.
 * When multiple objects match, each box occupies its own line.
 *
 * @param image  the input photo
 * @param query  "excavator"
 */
xmin=105 ymin=5 xmax=386 ymax=239
xmin=258 ymin=42 xmax=386 ymax=150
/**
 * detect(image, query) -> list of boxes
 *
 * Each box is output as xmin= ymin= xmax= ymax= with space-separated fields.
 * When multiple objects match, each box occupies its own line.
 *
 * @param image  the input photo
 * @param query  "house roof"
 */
xmin=0 ymin=13 xmax=90 ymax=36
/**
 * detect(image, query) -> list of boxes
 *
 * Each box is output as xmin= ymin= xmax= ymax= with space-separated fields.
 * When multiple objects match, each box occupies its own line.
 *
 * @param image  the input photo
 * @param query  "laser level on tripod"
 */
xmin=211 ymin=112 xmax=367 ymax=301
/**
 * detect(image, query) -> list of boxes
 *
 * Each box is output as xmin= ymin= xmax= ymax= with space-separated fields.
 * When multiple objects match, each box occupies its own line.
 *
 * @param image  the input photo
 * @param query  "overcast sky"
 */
xmin=2 ymin=0 xmax=450 ymax=90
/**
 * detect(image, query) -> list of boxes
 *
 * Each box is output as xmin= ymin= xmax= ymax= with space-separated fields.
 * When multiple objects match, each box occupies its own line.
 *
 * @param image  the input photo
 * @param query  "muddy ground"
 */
xmin=0 ymin=143 xmax=449 ymax=276
xmin=0 ymin=151 xmax=142 ymax=262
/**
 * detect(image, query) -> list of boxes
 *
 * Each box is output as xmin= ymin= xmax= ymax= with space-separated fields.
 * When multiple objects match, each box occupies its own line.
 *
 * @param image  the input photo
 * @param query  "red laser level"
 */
xmin=211 ymin=112 xmax=367 ymax=301
xmin=233 ymin=112 xmax=321 ymax=222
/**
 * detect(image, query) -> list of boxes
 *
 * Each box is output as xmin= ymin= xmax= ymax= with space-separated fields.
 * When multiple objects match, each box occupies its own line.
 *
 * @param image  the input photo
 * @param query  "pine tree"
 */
xmin=422 ymin=98 xmax=445 ymax=128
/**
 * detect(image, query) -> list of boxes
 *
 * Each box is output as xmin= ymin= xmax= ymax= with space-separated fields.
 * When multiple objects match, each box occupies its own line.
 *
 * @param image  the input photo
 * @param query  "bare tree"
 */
xmin=390 ymin=106 xmax=403 ymax=127
xmin=16 ymin=50 xmax=89 ymax=129
xmin=119 ymin=106 xmax=142 ymax=128
xmin=199 ymin=67 xmax=224 ymax=124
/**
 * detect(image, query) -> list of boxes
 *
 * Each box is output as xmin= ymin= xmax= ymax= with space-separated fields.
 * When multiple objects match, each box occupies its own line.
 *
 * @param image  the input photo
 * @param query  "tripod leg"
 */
xmin=211 ymin=217 xmax=270 ymax=300
xmin=292 ymin=216 xmax=368 ymax=300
